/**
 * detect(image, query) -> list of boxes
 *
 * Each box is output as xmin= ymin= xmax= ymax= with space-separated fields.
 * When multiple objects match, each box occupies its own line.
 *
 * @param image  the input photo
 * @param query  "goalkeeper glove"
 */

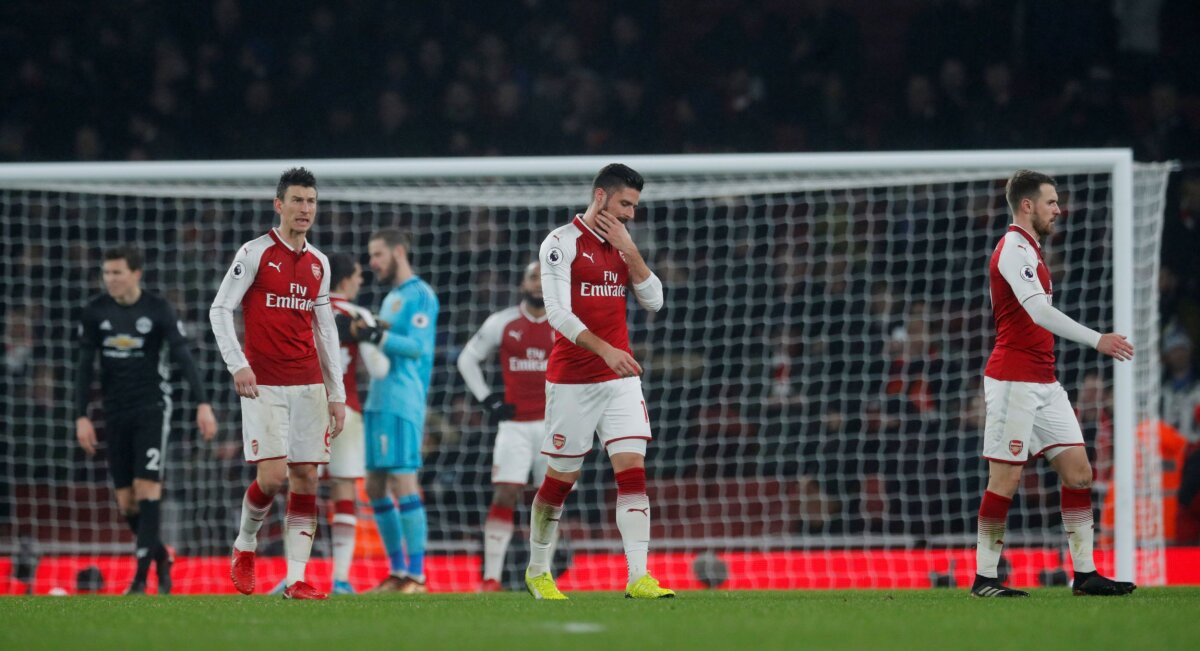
xmin=354 ymin=322 xmax=385 ymax=345
xmin=482 ymin=392 xmax=516 ymax=425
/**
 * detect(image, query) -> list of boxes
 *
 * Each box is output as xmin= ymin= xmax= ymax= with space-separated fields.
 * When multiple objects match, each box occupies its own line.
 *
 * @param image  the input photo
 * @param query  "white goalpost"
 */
xmin=0 ymin=150 xmax=1173 ymax=592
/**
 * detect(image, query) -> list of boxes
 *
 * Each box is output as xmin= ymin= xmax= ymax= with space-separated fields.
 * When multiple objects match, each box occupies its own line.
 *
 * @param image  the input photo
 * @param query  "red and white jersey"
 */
xmin=539 ymin=215 xmax=664 ymax=384
xmin=331 ymin=296 xmax=365 ymax=413
xmin=985 ymin=225 xmax=1056 ymax=383
xmin=458 ymin=304 xmax=554 ymax=421
xmin=210 ymin=228 xmax=345 ymax=402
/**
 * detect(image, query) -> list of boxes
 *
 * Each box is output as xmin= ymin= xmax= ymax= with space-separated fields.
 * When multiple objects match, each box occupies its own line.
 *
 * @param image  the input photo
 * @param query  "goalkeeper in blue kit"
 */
xmin=357 ymin=229 xmax=439 ymax=593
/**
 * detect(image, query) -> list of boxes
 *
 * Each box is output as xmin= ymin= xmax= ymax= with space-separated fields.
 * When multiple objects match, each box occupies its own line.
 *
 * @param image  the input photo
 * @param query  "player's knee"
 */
xmin=986 ymin=466 xmax=1022 ymax=498
xmin=390 ymin=472 xmax=419 ymax=497
xmin=493 ymin=485 xmax=520 ymax=508
xmin=1063 ymin=470 xmax=1093 ymax=490
xmin=257 ymin=467 xmax=288 ymax=494
xmin=545 ymin=466 xmax=582 ymax=484
xmin=365 ymin=472 xmax=388 ymax=500
xmin=132 ymin=479 xmax=161 ymax=501
xmin=288 ymin=465 xmax=319 ymax=492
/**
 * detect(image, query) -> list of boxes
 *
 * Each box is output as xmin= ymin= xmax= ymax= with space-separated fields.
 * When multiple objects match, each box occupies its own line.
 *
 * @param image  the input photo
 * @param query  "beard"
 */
xmin=1033 ymin=214 xmax=1055 ymax=238
xmin=374 ymin=258 xmax=396 ymax=284
xmin=522 ymin=292 xmax=545 ymax=309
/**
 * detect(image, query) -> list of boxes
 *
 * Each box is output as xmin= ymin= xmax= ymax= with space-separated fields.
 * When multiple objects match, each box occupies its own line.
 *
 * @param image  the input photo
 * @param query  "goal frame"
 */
xmin=0 ymin=148 xmax=1144 ymax=582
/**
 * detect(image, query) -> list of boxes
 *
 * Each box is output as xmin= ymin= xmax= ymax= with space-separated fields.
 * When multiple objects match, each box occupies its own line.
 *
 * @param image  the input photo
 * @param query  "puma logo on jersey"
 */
xmin=626 ymin=507 xmax=649 ymax=516
xmin=508 ymin=329 xmax=523 ymax=341
xmin=267 ymin=261 xmax=282 ymax=273
xmin=299 ymin=531 xmax=314 ymax=539
xmin=581 ymin=251 xmax=596 ymax=264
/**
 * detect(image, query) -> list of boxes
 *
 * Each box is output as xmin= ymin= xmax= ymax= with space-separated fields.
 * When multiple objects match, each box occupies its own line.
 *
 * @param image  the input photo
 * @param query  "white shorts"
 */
xmin=542 ymin=377 xmax=652 ymax=473
xmin=241 ymin=384 xmax=330 ymax=465
xmin=982 ymin=377 xmax=1084 ymax=465
xmin=492 ymin=420 xmax=549 ymax=486
xmin=326 ymin=406 xmax=365 ymax=479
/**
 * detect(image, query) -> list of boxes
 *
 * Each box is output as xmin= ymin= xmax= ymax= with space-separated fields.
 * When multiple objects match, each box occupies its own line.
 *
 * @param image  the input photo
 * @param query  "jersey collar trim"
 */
xmin=573 ymin=215 xmax=606 ymax=244
xmin=1007 ymin=224 xmax=1041 ymax=253
xmin=519 ymin=303 xmax=549 ymax=323
xmin=269 ymin=228 xmax=308 ymax=254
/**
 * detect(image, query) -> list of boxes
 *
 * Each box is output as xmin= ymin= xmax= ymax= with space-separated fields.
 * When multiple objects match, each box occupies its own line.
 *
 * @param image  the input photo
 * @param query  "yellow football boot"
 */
xmin=625 ymin=574 xmax=676 ymax=599
xmin=525 ymin=571 xmax=568 ymax=600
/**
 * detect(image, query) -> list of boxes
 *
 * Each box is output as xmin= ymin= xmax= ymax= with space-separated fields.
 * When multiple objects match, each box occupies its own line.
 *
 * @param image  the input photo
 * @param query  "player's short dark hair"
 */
xmin=276 ymin=167 xmax=318 ymax=200
xmin=329 ymin=253 xmax=358 ymax=289
xmin=104 ymin=246 xmax=143 ymax=271
xmin=593 ymin=163 xmax=644 ymax=194
xmin=1005 ymin=170 xmax=1056 ymax=213
xmin=370 ymin=228 xmax=412 ymax=251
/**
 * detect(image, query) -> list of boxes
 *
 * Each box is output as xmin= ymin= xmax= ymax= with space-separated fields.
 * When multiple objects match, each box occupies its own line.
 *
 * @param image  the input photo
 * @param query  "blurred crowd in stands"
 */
xmin=3 ymin=0 xmax=1200 ymax=547
xmin=3 ymin=1 xmax=1198 ymax=161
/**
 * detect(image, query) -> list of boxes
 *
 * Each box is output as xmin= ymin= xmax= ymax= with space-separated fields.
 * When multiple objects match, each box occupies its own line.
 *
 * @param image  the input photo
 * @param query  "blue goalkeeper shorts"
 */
xmin=364 ymin=411 xmax=423 ymax=473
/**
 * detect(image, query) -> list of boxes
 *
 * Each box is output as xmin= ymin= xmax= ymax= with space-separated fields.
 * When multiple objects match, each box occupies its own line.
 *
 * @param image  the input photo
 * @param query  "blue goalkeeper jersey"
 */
xmin=365 ymin=276 xmax=439 ymax=424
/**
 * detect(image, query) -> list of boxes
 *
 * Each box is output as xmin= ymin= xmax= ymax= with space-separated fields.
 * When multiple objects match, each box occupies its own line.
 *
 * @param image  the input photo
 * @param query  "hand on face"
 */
xmin=595 ymin=209 xmax=636 ymax=253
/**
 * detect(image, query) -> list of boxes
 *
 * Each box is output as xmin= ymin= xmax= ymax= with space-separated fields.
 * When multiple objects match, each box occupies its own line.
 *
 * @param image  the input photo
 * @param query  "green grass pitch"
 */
xmin=3 ymin=589 xmax=1198 ymax=651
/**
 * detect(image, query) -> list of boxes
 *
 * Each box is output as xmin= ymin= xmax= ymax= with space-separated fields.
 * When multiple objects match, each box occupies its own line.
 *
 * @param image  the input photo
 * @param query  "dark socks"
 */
xmin=132 ymin=499 xmax=161 ymax=584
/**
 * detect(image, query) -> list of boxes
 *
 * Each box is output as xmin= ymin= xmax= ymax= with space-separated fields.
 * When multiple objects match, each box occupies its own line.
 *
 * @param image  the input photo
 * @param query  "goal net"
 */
xmin=0 ymin=152 xmax=1173 ymax=594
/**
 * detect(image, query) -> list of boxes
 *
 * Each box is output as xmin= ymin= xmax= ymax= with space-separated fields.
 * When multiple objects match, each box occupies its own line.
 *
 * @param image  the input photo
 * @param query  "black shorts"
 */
xmin=106 ymin=405 xmax=169 ymax=488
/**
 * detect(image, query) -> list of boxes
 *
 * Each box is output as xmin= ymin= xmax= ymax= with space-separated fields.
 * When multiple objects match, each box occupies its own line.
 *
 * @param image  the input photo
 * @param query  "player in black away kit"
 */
xmin=74 ymin=247 xmax=218 ymax=594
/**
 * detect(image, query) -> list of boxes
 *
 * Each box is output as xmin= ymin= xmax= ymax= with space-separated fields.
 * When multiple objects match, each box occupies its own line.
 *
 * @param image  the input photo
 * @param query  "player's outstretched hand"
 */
xmin=602 ymin=348 xmax=643 ymax=378
xmin=1097 ymin=333 xmax=1134 ymax=361
xmin=595 ymin=210 xmax=637 ymax=254
xmin=233 ymin=367 xmax=259 ymax=399
xmin=75 ymin=417 xmax=97 ymax=456
xmin=196 ymin=403 xmax=218 ymax=441
xmin=328 ymin=402 xmax=346 ymax=438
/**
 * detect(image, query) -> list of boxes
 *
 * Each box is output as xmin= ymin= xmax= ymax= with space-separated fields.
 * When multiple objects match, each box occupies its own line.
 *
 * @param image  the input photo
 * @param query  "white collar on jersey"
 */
xmin=1009 ymin=223 xmax=1041 ymax=247
xmin=519 ymin=303 xmax=549 ymax=323
xmin=271 ymin=227 xmax=309 ymax=253
xmin=575 ymin=214 xmax=606 ymax=243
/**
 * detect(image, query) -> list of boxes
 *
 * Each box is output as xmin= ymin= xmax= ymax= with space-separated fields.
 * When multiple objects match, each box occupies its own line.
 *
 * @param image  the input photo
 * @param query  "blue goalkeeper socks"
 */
xmin=370 ymin=497 xmax=407 ymax=575
xmin=398 ymin=494 xmax=427 ymax=579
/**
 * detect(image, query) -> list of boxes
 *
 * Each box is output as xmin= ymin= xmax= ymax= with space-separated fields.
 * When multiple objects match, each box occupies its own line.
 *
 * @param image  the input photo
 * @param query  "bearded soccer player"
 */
xmin=457 ymin=261 xmax=556 ymax=591
xmin=524 ymin=163 xmax=673 ymax=600
xmin=210 ymin=167 xmax=346 ymax=600
xmin=75 ymin=246 xmax=218 ymax=594
xmin=972 ymin=170 xmax=1137 ymax=598
xmin=357 ymin=229 xmax=439 ymax=593
xmin=268 ymin=253 xmax=390 ymax=595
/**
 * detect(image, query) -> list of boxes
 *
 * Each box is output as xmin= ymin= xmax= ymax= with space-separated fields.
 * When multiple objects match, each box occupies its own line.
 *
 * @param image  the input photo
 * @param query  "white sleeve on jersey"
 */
xmin=540 ymin=232 xmax=588 ymax=343
xmin=352 ymin=307 xmax=391 ymax=379
xmin=997 ymin=234 xmax=1102 ymax=349
xmin=632 ymin=272 xmax=664 ymax=312
xmin=311 ymin=253 xmax=346 ymax=403
xmin=996 ymin=237 xmax=1046 ymax=305
xmin=1023 ymin=298 xmax=1103 ymax=349
xmin=209 ymin=243 xmax=261 ymax=375
xmin=457 ymin=310 xmax=507 ymax=402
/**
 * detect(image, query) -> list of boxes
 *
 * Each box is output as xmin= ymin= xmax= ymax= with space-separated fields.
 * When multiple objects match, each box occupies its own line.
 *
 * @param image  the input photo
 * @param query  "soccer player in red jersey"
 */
xmin=972 ymin=170 xmax=1136 ymax=598
xmin=267 ymin=253 xmax=390 ymax=596
xmin=523 ymin=164 xmax=674 ymax=599
xmin=457 ymin=261 xmax=556 ymax=591
xmin=324 ymin=254 xmax=389 ymax=593
xmin=209 ymin=167 xmax=347 ymax=600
